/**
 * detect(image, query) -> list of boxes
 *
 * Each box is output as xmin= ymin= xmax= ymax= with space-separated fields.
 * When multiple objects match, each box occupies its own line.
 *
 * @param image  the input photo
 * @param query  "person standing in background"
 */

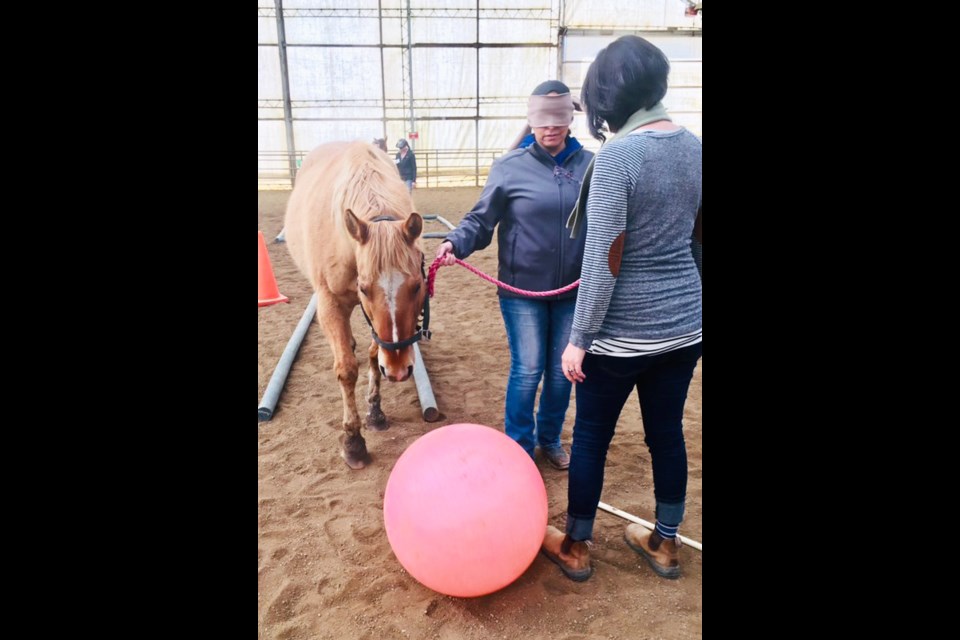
xmin=395 ymin=139 xmax=417 ymax=192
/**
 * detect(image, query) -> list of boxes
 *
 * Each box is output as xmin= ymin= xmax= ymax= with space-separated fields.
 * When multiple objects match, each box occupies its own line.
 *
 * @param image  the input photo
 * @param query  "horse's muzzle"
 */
xmin=380 ymin=364 xmax=413 ymax=382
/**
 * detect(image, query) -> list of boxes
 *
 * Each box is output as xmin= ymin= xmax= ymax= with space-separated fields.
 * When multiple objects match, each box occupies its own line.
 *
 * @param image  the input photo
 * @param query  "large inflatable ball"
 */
xmin=384 ymin=423 xmax=548 ymax=597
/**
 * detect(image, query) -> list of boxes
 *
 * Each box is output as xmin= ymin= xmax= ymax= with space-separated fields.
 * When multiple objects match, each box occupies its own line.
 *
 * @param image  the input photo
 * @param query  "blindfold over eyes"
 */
xmin=527 ymin=93 xmax=574 ymax=127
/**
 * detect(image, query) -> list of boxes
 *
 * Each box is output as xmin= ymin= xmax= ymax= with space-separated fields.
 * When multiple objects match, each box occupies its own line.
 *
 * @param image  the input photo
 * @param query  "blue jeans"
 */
xmin=499 ymin=296 xmax=576 ymax=458
xmin=404 ymin=179 xmax=414 ymax=192
xmin=565 ymin=342 xmax=702 ymax=542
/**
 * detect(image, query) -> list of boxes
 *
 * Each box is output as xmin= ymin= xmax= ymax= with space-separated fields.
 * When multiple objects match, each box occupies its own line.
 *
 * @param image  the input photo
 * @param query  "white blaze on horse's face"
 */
xmin=358 ymin=266 xmax=423 ymax=382
xmin=362 ymin=269 xmax=421 ymax=382
xmin=379 ymin=270 xmax=404 ymax=344
xmin=345 ymin=209 xmax=424 ymax=384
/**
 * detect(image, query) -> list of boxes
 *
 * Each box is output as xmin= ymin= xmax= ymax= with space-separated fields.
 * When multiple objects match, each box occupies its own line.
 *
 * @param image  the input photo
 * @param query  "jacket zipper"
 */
xmin=556 ymin=148 xmax=582 ymax=296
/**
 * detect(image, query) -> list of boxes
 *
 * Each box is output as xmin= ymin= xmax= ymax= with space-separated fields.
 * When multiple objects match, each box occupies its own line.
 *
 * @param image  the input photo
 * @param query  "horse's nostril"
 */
xmin=407 ymin=365 xmax=413 ymax=378
xmin=379 ymin=365 xmax=387 ymax=376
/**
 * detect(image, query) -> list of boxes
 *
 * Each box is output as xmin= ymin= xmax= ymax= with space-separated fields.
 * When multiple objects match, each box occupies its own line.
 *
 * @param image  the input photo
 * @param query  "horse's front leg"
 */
xmin=317 ymin=295 xmax=370 ymax=469
xmin=365 ymin=340 xmax=388 ymax=431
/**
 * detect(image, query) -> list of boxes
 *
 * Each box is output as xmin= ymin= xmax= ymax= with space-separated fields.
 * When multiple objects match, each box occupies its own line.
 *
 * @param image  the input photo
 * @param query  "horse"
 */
xmin=285 ymin=140 xmax=428 ymax=469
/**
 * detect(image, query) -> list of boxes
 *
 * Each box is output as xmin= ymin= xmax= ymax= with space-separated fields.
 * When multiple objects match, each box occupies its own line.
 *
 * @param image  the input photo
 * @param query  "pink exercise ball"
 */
xmin=384 ymin=423 xmax=548 ymax=597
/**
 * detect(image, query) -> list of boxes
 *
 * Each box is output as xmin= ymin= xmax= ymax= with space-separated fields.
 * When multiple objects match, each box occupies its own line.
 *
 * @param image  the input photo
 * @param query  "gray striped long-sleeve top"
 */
xmin=568 ymin=129 xmax=702 ymax=350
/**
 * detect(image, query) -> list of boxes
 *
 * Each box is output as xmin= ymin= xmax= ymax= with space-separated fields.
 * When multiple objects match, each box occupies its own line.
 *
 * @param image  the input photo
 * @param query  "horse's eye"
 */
xmin=359 ymin=286 xmax=370 ymax=297
xmin=413 ymin=282 xmax=421 ymax=294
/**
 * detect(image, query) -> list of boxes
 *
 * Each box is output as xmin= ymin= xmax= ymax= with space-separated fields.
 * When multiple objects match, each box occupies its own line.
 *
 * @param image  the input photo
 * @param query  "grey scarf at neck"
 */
xmin=565 ymin=102 xmax=671 ymax=238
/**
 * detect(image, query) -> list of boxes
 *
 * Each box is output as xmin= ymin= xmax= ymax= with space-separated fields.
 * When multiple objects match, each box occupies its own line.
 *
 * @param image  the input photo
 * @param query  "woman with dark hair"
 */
xmin=435 ymin=80 xmax=594 ymax=471
xmin=540 ymin=36 xmax=702 ymax=581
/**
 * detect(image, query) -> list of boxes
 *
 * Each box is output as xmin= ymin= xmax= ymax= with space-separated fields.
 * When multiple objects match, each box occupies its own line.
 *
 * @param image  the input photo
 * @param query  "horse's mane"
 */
xmin=330 ymin=143 xmax=421 ymax=276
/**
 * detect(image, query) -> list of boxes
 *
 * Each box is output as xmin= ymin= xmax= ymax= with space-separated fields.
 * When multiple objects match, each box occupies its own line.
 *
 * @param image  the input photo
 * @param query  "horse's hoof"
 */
xmin=366 ymin=409 xmax=389 ymax=432
xmin=341 ymin=450 xmax=371 ymax=470
xmin=341 ymin=433 xmax=371 ymax=469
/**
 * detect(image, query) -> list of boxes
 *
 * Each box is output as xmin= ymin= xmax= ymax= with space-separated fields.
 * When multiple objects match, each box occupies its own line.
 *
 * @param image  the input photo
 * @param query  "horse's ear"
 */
xmin=403 ymin=213 xmax=422 ymax=244
xmin=344 ymin=209 xmax=369 ymax=244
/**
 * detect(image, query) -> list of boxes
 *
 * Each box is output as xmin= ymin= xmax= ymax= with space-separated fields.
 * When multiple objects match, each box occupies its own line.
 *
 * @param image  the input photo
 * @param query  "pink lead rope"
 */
xmin=427 ymin=256 xmax=580 ymax=298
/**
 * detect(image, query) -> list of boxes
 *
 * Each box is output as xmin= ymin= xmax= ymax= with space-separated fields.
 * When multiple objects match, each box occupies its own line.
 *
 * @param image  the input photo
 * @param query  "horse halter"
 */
xmin=357 ymin=215 xmax=431 ymax=351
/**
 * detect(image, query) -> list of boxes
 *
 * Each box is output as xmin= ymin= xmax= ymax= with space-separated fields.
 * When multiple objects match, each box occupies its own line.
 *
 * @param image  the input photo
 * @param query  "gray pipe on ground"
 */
xmin=259 ymin=293 xmax=318 ymax=422
xmin=412 ymin=342 xmax=439 ymax=422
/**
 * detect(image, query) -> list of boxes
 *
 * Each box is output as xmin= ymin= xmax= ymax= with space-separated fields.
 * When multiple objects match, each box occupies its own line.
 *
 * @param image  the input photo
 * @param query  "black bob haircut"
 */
xmin=580 ymin=36 xmax=670 ymax=142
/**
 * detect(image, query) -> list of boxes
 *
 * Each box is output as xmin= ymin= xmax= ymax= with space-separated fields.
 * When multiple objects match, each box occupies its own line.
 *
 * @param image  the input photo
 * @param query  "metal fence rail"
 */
xmin=258 ymin=148 xmax=505 ymax=190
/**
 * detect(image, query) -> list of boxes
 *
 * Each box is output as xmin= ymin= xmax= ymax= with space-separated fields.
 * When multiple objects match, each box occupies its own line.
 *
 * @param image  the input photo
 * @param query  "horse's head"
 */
xmin=345 ymin=209 xmax=426 ymax=383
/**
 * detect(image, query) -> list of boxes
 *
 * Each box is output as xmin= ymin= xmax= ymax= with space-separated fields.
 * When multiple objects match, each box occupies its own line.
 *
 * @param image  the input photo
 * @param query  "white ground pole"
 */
xmin=408 ymin=214 xmax=454 ymax=421
xmin=259 ymin=293 xmax=318 ymax=422
xmin=412 ymin=342 xmax=439 ymax=422
xmin=598 ymin=501 xmax=703 ymax=552
xmin=421 ymin=213 xmax=455 ymax=238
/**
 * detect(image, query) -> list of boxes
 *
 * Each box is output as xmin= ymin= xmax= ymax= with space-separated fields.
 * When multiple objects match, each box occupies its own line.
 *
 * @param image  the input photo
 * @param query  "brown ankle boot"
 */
xmin=540 ymin=525 xmax=593 ymax=582
xmin=624 ymin=524 xmax=682 ymax=579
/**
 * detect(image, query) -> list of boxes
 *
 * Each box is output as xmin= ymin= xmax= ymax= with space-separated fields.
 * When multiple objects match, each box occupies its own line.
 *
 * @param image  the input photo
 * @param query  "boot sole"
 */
xmin=540 ymin=549 xmax=593 ymax=582
xmin=624 ymin=535 xmax=681 ymax=579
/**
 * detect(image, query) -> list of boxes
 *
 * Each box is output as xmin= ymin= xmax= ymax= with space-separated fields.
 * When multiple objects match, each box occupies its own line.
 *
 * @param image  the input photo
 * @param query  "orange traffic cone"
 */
xmin=259 ymin=231 xmax=289 ymax=307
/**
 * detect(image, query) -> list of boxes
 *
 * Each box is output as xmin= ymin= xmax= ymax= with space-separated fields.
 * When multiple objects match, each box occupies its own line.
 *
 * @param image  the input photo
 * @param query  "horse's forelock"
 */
xmin=361 ymin=222 xmax=422 ymax=278
xmin=328 ymin=144 xmax=418 ymax=278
